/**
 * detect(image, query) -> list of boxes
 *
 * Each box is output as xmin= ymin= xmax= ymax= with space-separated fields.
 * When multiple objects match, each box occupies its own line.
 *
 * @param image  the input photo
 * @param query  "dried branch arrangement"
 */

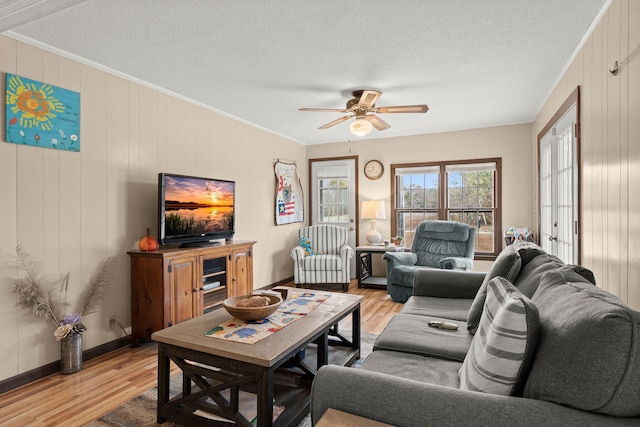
xmin=11 ymin=246 xmax=115 ymax=339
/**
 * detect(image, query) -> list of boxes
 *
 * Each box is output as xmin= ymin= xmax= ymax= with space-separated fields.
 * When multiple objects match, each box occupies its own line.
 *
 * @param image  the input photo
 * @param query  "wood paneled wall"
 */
xmin=534 ymin=0 xmax=640 ymax=308
xmin=0 ymin=35 xmax=306 ymax=381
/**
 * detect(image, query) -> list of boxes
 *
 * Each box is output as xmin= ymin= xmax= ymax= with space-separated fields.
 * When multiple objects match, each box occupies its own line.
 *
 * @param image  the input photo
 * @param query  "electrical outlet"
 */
xmin=107 ymin=315 xmax=116 ymax=331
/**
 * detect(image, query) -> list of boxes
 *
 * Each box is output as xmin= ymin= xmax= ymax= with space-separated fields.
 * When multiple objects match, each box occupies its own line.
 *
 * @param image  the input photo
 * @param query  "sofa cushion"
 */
xmin=511 ymin=253 xmax=564 ymax=297
xmin=361 ymin=350 xmax=461 ymax=388
xmin=374 ymin=313 xmax=472 ymax=362
xmin=467 ymin=242 xmax=546 ymax=334
xmin=565 ymin=264 xmax=596 ymax=285
xmin=524 ymin=273 xmax=640 ymax=417
xmin=514 ymin=254 xmax=596 ymax=298
xmin=459 ymin=277 xmax=540 ymax=396
xmin=402 ymin=296 xmax=472 ymax=322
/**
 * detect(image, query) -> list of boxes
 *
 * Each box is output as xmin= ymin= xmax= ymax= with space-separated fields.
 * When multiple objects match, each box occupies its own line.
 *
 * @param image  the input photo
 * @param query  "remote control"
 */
xmin=428 ymin=320 xmax=459 ymax=330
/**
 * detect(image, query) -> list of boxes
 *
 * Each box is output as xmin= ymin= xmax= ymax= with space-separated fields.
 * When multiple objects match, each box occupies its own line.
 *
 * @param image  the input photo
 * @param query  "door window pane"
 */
xmin=318 ymin=178 xmax=349 ymax=223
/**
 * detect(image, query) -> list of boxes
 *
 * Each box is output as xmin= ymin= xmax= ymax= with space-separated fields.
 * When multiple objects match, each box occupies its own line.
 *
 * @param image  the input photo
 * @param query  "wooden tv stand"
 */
xmin=128 ymin=240 xmax=255 ymax=346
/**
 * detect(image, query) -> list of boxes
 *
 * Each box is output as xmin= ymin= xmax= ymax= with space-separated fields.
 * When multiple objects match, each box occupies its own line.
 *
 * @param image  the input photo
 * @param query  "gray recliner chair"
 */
xmin=383 ymin=220 xmax=476 ymax=303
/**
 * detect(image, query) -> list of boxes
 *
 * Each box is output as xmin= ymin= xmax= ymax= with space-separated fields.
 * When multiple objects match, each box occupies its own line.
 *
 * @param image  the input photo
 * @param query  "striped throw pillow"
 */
xmin=459 ymin=276 xmax=540 ymax=396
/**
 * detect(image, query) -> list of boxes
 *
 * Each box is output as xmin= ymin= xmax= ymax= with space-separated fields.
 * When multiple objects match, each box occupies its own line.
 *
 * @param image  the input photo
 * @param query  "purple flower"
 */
xmin=62 ymin=313 xmax=81 ymax=325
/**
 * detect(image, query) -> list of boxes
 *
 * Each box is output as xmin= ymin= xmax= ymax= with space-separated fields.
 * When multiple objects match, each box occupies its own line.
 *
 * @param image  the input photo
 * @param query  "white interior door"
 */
xmin=539 ymin=103 xmax=579 ymax=264
xmin=310 ymin=158 xmax=357 ymax=278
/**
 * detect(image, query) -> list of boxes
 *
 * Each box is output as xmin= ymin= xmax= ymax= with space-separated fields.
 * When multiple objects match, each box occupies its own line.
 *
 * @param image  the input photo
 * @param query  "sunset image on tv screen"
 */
xmin=164 ymin=175 xmax=234 ymax=236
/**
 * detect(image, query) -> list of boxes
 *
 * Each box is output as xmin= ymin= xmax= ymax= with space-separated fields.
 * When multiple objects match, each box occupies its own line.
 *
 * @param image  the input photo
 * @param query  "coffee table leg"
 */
xmin=352 ymin=305 xmax=361 ymax=355
xmin=182 ymin=370 xmax=191 ymax=395
xmin=317 ymin=331 xmax=329 ymax=370
xmin=257 ymin=368 xmax=274 ymax=427
xmin=157 ymin=344 xmax=170 ymax=424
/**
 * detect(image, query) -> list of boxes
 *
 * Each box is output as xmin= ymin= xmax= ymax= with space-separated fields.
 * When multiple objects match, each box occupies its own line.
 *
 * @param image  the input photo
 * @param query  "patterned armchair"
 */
xmin=290 ymin=224 xmax=354 ymax=291
xmin=383 ymin=220 xmax=476 ymax=303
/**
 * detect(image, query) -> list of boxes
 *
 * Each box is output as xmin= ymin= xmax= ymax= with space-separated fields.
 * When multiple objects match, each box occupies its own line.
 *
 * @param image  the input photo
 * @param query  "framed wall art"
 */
xmin=5 ymin=73 xmax=80 ymax=151
xmin=274 ymin=160 xmax=304 ymax=225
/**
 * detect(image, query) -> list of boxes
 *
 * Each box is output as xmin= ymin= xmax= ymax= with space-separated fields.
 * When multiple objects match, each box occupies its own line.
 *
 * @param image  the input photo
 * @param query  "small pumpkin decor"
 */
xmin=138 ymin=227 xmax=159 ymax=252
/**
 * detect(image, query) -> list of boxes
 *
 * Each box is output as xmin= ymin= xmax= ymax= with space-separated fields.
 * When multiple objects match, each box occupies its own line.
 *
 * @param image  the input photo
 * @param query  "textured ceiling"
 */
xmin=4 ymin=0 xmax=608 ymax=145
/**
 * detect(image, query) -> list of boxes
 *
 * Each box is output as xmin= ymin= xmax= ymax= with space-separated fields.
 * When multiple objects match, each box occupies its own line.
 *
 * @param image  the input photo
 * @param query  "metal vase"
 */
xmin=60 ymin=333 xmax=83 ymax=374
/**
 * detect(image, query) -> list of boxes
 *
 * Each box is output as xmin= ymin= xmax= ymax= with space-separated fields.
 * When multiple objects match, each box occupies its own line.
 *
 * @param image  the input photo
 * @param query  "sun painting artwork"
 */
xmin=5 ymin=73 xmax=81 ymax=151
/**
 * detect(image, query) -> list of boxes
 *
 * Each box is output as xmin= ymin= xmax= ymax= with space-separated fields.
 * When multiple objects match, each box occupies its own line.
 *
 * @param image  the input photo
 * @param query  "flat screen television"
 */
xmin=158 ymin=173 xmax=235 ymax=247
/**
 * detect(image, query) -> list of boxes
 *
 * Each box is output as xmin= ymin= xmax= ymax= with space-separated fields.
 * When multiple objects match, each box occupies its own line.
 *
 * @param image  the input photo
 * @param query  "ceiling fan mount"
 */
xmin=299 ymin=89 xmax=428 ymax=136
xmin=344 ymin=90 xmax=382 ymax=113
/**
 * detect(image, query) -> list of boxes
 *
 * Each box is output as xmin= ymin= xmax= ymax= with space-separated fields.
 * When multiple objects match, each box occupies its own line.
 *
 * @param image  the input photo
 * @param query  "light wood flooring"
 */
xmin=0 ymin=281 xmax=402 ymax=426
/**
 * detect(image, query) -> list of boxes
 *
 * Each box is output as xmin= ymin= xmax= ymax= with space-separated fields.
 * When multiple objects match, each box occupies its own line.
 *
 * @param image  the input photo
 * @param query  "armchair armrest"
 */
xmin=311 ymin=366 xmax=628 ymax=427
xmin=413 ymin=269 xmax=486 ymax=299
xmin=439 ymin=256 xmax=473 ymax=270
xmin=383 ymin=252 xmax=418 ymax=281
xmin=340 ymin=245 xmax=354 ymax=260
xmin=382 ymin=251 xmax=417 ymax=268
xmin=290 ymin=246 xmax=305 ymax=261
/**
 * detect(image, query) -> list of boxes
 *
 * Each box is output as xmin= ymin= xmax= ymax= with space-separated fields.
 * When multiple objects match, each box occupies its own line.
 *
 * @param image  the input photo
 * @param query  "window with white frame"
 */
xmin=392 ymin=159 xmax=501 ymax=258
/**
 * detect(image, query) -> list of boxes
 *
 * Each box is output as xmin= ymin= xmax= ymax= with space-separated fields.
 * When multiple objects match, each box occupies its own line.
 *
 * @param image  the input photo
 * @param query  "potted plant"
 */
xmin=393 ymin=235 xmax=404 ymax=246
xmin=12 ymin=246 xmax=114 ymax=374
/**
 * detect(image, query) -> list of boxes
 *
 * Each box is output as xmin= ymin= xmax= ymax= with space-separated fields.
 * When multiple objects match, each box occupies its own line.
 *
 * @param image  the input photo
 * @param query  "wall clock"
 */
xmin=364 ymin=160 xmax=384 ymax=180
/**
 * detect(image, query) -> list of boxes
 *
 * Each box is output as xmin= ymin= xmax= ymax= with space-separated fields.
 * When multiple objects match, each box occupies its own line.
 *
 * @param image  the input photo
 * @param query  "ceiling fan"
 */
xmin=299 ymin=89 xmax=429 ymax=136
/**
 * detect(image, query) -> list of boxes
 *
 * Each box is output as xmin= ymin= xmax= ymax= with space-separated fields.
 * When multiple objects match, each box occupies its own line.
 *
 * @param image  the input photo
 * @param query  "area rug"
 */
xmin=85 ymin=332 xmax=376 ymax=427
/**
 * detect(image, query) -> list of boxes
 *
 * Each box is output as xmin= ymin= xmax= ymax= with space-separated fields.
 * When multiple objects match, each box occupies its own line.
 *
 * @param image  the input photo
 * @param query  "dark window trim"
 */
xmin=390 ymin=158 xmax=502 ymax=260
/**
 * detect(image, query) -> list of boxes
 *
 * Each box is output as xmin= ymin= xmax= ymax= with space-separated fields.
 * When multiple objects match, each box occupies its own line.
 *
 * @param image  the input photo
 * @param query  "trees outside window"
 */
xmin=318 ymin=178 xmax=349 ymax=223
xmin=392 ymin=159 xmax=501 ymax=259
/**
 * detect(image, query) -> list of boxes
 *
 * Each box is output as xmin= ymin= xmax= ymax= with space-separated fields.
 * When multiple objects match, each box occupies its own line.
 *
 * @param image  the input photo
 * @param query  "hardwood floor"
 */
xmin=0 ymin=281 xmax=402 ymax=426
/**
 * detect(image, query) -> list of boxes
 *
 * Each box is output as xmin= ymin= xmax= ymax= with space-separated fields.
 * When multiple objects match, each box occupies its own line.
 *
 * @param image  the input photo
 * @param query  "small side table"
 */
xmin=356 ymin=245 xmax=404 ymax=289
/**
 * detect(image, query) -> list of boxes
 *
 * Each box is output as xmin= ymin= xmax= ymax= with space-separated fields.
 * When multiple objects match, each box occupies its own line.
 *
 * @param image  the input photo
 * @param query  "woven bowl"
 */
xmin=223 ymin=294 xmax=282 ymax=321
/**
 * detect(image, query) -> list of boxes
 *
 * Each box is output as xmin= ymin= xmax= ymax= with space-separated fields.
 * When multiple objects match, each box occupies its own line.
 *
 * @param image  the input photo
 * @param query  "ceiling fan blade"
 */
xmin=357 ymin=90 xmax=382 ymax=108
xmin=366 ymin=114 xmax=391 ymax=131
xmin=375 ymin=104 xmax=429 ymax=114
xmin=299 ymin=107 xmax=348 ymax=113
xmin=318 ymin=115 xmax=353 ymax=130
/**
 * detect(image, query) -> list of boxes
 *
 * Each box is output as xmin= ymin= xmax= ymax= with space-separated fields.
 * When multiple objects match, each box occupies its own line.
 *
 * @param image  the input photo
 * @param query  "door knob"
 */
xmin=548 ymin=236 xmax=558 ymax=241
xmin=349 ymin=227 xmax=354 ymax=231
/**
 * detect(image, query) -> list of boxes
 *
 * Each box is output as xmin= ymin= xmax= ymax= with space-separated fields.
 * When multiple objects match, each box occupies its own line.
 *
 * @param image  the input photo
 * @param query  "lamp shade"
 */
xmin=350 ymin=118 xmax=373 ymax=136
xmin=361 ymin=200 xmax=386 ymax=220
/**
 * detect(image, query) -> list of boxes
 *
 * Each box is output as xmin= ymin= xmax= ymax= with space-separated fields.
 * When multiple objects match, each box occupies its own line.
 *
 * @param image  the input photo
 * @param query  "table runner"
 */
xmin=204 ymin=292 xmax=330 ymax=344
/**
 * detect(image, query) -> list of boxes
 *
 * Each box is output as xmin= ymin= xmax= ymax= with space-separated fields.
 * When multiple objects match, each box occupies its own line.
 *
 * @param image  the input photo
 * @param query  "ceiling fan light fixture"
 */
xmin=350 ymin=117 xmax=373 ymax=136
xmin=300 ymin=89 xmax=428 ymax=134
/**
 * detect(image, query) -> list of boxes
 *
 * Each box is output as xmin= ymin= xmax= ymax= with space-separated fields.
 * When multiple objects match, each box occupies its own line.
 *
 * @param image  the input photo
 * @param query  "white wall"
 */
xmin=307 ymin=123 xmax=536 ymax=273
xmin=533 ymin=0 xmax=640 ymax=309
xmin=0 ymin=35 xmax=307 ymax=381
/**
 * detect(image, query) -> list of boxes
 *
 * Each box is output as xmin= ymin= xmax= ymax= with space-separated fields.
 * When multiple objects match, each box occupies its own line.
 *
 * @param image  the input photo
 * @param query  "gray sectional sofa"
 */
xmin=311 ymin=243 xmax=640 ymax=426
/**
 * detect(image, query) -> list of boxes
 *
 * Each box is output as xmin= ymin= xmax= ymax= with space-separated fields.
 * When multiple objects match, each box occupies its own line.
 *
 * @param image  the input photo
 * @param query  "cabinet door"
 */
xmin=168 ymin=256 xmax=200 ymax=325
xmin=230 ymin=248 xmax=253 ymax=296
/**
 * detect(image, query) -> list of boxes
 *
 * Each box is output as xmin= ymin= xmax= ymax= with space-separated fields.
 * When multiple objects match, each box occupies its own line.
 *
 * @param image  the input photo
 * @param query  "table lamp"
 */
xmin=361 ymin=200 xmax=386 ymax=245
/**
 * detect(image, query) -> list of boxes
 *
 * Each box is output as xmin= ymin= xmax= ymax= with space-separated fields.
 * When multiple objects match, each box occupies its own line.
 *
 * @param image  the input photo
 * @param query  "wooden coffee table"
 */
xmin=152 ymin=288 xmax=362 ymax=427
